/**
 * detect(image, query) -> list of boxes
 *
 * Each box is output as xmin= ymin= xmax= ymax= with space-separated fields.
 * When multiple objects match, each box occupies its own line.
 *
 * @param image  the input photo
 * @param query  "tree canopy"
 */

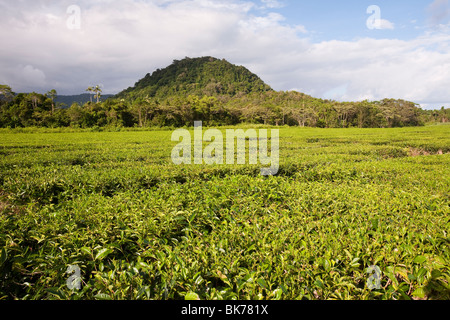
xmin=116 ymin=56 xmax=272 ymax=100
xmin=0 ymin=57 xmax=448 ymax=129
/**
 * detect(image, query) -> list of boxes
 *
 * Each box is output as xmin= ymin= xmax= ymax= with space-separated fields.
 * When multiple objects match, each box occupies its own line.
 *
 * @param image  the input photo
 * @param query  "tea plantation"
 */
xmin=0 ymin=125 xmax=449 ymax=300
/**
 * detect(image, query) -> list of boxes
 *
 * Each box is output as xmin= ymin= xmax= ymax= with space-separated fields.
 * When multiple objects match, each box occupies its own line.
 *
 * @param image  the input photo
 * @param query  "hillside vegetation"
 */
xmin=116 ymin=56 xmax=272 ymax=99
xmin=0 ymin=57 xmax=449 ymax=128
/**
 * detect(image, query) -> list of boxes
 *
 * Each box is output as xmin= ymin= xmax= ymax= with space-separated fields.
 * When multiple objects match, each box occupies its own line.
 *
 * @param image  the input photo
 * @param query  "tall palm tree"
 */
xmin=93 ymin=85 xmax=102 ymax=103
xmin=86 ymin=86 xmax=94 ymax=103
xmin=47 ymin=89 xmax=57 ymax=114
xmin=29 ymin=92 xmax=39 ymax=110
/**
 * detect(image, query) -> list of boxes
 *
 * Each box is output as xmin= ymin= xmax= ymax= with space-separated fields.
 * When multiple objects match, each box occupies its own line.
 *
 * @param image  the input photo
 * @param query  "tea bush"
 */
xmin=1 ymin=125 xmax=449 ymax=300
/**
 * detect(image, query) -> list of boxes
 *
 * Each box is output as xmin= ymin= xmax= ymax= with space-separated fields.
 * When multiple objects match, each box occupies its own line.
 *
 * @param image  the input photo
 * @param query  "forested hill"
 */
xmin=116 ymin=56 xmax=272 ymax=100
xmin=1 ymin=57 xmax=449 ymax=128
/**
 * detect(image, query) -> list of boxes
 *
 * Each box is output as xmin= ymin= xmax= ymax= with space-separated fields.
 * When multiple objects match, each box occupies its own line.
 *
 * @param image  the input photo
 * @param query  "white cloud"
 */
xmin=0 ymin=0 xmax=448 ymax=108
xmin=427 ymin=0 xmax=450 ymax=27
xmin=378 ymin=19 xmax=395 ymax=30
xmin=287 ymin=35 xmax=450 ymax=104
xmin=21 ymin=65 xmax=46 ymax=86
xmin=260 ymin=0 xmax=284 ymax=9
xmin=0 ymin=65 xmax=47 ymax=93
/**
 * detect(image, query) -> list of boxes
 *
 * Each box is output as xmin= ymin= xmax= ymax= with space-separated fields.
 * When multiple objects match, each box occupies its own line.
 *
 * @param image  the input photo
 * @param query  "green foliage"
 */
xmin=116 ymin=57 xmax=272 ymax=100
xmin=3 ymin=56 xmax=445 ymax=129
xmin=0 ymin=125 xmax=449 ymax=300
xmin=1 ymin=53 xmax=448 ymax=130
xmin=0 ymin=57 xmax=450 ymax=128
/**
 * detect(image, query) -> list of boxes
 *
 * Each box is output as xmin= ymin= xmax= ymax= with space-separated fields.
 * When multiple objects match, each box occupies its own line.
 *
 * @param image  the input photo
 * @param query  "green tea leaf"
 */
xmin=413 ymin=256 xmax=426 ymax=264
xmin=412 ymin=288 xmax=426 ymax=299
xmin=350 ymin=257 xmax=360 ymax=268
xmin=314 ymin=279 xmax=325 ymax=289
xmin=0 ymin=248 xmax=7 ymax=265
xmin=81 ymin=247 xmax=92 ymax=256
xmin=95 ymin=248 xmax=112 ymax=261
xmin=257 ymin=278 xmax=268 ymax=289
xmin=185 ymin=292 xmax=200 ymax=300
xmin=95 ymin=293 xmax=112 ymax=300
xmin=272 ymin=288 xmax=283 ymax=300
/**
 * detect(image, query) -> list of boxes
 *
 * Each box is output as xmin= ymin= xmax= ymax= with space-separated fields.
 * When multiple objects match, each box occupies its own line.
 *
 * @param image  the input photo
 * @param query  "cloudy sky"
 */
xmin=0 ymin=0 xmax=449 ymax=109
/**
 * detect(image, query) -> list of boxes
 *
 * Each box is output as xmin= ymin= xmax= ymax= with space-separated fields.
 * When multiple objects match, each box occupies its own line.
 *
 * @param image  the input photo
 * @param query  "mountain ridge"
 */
xmin=55 ymin=94 xmax=115 ymax=107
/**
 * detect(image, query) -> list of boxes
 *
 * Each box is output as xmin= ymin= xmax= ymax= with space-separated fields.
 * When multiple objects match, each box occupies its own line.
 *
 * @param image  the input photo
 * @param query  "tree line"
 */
xmin=0 ymin=84 xmax=448 ymax=129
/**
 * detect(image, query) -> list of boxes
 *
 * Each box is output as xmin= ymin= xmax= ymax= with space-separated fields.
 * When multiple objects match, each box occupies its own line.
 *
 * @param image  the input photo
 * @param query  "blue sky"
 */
xmin=0 ymin=0 xmax=449 ymax=109
xmin=267 ymin=0 xmax=427 ymax=41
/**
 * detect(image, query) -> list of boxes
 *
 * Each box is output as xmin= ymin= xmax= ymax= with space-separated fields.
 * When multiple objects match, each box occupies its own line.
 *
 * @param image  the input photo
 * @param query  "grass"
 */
xmin=0 ymin=125 xmax=449 ymax=300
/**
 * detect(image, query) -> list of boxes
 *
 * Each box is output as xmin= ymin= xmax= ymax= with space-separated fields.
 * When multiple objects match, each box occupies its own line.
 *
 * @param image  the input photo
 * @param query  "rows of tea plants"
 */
xmin=0 ymin=125 xmax=449 ymax=300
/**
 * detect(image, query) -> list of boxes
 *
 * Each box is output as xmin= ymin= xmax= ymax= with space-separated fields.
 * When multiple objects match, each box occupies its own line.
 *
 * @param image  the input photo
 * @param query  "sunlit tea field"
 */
xmin=1 ymin=125 xmax=449 ymax=300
